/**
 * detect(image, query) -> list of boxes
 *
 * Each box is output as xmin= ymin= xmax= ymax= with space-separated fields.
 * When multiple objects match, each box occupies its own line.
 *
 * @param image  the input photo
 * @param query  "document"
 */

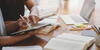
xmin=3 ymin=45 xmax=42 ymax=50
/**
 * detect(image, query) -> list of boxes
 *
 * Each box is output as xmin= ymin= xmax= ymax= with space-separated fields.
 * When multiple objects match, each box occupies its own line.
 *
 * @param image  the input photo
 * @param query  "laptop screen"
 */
xmin=80 ymin=0 xmax=95 ymax=21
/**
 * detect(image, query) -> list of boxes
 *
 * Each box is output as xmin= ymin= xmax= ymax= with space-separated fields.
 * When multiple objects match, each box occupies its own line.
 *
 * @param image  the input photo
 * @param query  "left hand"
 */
xmin=28 ymin=15 xmax=40 ymax=25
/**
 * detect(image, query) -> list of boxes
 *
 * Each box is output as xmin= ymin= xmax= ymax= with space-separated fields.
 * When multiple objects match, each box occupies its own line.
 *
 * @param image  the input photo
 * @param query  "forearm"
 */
xmin=25 ymin=0 xmax=34 ymax=10
xmin=5 ymin=21 xmax=19 ymax=33
xmin=0 ymin=33 xmax=32 ymax=46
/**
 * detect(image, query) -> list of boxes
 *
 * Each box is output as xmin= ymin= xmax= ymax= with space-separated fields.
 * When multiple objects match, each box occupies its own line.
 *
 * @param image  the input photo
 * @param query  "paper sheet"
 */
xmin=3 ymin=46 xmax=42 ymax=50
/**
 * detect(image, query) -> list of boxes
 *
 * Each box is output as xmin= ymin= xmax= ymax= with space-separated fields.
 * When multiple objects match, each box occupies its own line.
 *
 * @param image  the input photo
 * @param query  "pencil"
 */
xmin=33 ymin=16 xmax=36 ymax=24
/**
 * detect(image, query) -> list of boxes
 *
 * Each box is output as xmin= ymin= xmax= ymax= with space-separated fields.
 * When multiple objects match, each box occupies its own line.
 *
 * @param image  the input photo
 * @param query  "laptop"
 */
xmin=59 ymin=0 xmax=96 ymax=24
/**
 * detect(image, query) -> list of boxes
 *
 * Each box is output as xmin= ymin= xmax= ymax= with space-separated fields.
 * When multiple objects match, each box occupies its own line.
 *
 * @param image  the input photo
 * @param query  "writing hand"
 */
xmin=28 ymin=15 xmax=40 ymax=25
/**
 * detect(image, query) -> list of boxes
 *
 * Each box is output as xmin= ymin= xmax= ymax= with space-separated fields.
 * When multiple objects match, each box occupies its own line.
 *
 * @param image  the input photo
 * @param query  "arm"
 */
xmin=5 ymin=21 xmax=19 ymax=33
xmin=25 ymin=0 xmax=34 ymax=11
xmin=0 ymin=20 xmax=35 ymax=46
xmin=0 ymin=32 xmax=34 ymax=46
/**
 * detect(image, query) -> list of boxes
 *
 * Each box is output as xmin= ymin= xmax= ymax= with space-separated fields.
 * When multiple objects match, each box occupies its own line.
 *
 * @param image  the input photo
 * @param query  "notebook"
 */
xmin=44 ymin=33 xmax=95 ymax=50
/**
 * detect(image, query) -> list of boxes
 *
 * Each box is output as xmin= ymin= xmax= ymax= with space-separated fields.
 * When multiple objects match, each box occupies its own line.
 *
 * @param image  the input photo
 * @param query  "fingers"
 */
xmin=17 ymin=17 xmax=28 ymax=30
xmin=17 ymin=15 xmax=40 ymax=29
xmin=29 ymin=15 xmax=40 ymax=24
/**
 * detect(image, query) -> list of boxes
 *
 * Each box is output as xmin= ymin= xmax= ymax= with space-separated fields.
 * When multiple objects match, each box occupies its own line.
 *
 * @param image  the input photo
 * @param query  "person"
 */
xmin=0 ymin=0 xmax=41 ymax=49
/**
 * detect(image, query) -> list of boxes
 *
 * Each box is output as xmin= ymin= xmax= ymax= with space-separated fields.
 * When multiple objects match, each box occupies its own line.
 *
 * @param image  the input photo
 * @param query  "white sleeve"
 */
xmin=30 ymin=0 xmax=40 ymax=17
xmin=30 ymin=6 xmax=39 ymax=17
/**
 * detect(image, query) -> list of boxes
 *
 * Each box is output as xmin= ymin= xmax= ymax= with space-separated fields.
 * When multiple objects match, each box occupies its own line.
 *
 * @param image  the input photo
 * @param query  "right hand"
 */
xmin=18 ymin=15 xmax=40 ymax=30
xmin=17 ymin=17 xmax=28 ymax=30
xmin=17 ymin=17 xmax=36 ymax=35
xmin=28 ymin=15 xmax=40 ymax=25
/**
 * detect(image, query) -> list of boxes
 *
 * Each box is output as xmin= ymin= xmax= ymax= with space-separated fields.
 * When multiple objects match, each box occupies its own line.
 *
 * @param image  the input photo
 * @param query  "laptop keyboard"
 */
xmin=70 ymin=16 xmax=85 ymax=23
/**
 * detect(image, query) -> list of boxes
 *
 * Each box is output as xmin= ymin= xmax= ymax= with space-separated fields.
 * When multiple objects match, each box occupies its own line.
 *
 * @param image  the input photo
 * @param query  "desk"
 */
xmin=9 ymin=24 xmax=100 ymax=50
xmin=6 ymin=0 xmax=100 ymax=50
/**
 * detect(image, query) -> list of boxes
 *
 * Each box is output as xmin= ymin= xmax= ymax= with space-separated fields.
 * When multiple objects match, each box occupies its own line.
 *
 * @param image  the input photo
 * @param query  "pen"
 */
xmin=32 ymin=16 xmax=36 ymax=24
xmin=93 ymin=25 xmax=100 ymax=33
xmin=92 ymin=25 xmax=100 ymax=34
xmin=91 ymin=26 xmax=98 ymax=34
xmin=20 ymin=15 xmax=32 ymax=29
xmin=20 ymin=15 xmax=27 ymax=22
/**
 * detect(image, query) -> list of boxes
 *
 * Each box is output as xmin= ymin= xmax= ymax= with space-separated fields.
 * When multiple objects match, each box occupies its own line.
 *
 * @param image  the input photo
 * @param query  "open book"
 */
xmin=44 ymin=33 xmax=95 ymax=50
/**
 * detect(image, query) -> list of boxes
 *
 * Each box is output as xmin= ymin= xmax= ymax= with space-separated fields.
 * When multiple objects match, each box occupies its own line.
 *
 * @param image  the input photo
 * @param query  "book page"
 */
xmin=56 ymin=33 xmax=95 ymax=50
xmin=56 ymin=33 xmax=94 ymax=43
xmin=44 ymin=38 xmax=84 ymax=50
xmin=39 ymin=18 xmax=58 ymax=25
xmin=59 ymin=15 xmax=76 ymax=24
xmin=44 ymin=33 xmax=95 ymax=50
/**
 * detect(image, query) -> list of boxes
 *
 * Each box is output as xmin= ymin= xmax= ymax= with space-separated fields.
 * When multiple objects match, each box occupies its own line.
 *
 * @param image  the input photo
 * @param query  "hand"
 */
xmin=28 ymin=15 xmax=40 ymax=25
xmin=17 ymin=15 xmax=40 ymax=30
xmin=17 ymin=17 xmax=28 ymax=30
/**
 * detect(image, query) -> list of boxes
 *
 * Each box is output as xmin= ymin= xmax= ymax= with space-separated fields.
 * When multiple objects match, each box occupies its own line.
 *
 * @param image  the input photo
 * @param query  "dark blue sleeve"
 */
xmin=0 ymin=46 xmax=2 ymax=50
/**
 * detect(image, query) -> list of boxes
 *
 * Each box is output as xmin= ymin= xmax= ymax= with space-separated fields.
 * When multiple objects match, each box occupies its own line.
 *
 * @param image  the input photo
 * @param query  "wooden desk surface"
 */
xmin=10 ymin=25 xmax=100 ymax=50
